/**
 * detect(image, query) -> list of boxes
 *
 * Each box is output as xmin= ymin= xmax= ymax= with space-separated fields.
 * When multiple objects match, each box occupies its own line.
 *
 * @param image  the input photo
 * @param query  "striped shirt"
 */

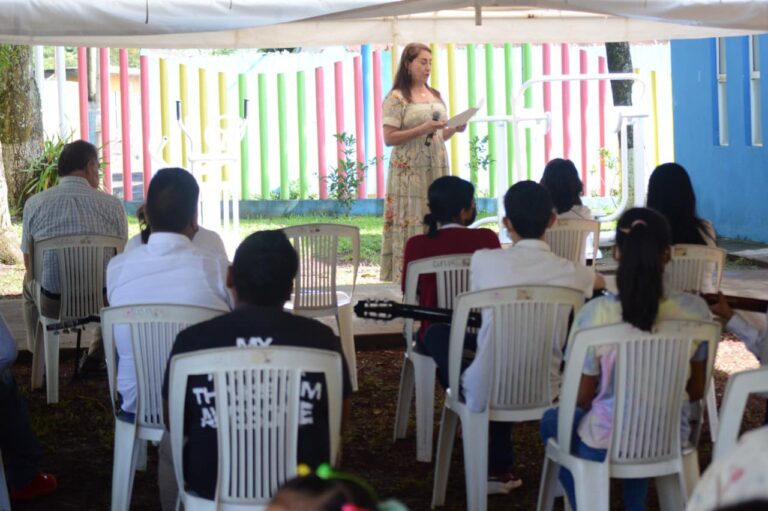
xmin=21 ymin=176 xmax=128 ymax=293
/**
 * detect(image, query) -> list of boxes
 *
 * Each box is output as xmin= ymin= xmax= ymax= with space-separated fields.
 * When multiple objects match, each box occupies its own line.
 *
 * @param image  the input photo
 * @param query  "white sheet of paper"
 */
xmin=445 ymin=101 xmax=483 ymax=128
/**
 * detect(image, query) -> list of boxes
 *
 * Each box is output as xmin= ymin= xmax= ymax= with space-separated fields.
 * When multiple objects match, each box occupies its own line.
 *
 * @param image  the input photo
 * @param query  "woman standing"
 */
xmin=380 ymin=42 xmax=465 ymax=282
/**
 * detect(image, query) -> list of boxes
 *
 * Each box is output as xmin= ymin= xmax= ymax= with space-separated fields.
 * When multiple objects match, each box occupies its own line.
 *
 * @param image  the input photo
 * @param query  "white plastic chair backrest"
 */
xmin=557 ymin=320 xmax=720 ymax=466
xmin=446 ymin=286 xmax=585 ymax=418
xmin=667 ymin=244 xmax=725 ymax=294
xmin=544 ymin=218 xmax=600 ymax=265
xmin=283 ymin=224 xmax=360 ymax=311
xmin=712 ymin=366 xmax=768 ymax=461
xmin=101 ymin=304 xmax=225 ymax=429
xmin=32 ymin=234 xmax=125 ymax=320
xmin=403 ymin=254 xmax=472 ymax=352
xmin=169 ymin=346 xmax=343 ymax=505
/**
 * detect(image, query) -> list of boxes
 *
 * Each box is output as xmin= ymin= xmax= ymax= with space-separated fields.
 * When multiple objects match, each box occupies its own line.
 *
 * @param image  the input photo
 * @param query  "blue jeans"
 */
xmin=540 ymin=407 xmax=649 ymax=511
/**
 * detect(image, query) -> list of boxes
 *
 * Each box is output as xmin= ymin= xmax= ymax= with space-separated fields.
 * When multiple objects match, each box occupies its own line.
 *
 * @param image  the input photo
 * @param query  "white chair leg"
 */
xmin=135 ymin=440 xmax=148 ymax=472
xmin=0 ymin=450 xmax=10 ymax=511
xmin=462 ymin=413 xmax=489 ymax=511
xmin=536 ymin=454 xmax=561 ymax=511
xmin=656 ymin=473 xmax=687 ymax=511
xmin=43 ymin=328 xmax=60 ymax=404
xmin=706 ymin=383 xmax=719 ymax=440
xmin=30 ymin=324 xmax=45 ymax=390
xmin=570 ymin=458 xmax=609 ymax=511
xmin=431 ymin=407 xmax=458 ymax=509
xmin=111 ymin=420 xmax=139 ymax=511
xmin=393 ymin=357 xmax=414 ymax=441
xmin=413 ymin=355 xmax=436 ymax=463
xmin=682 ymin=449 xmax=700 ymax=499
xmin=336 ymin=304 xmax=357 ymax=391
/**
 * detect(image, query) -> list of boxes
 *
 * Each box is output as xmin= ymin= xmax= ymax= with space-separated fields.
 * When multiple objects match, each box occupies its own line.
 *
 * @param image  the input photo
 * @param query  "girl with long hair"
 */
xmin=646 ymin=163 xmax=716 ymax=246
xmin=540 ymin=208 xmax=711 ymax=510
xmin=380 ymin=42 xmax=466 ymax=282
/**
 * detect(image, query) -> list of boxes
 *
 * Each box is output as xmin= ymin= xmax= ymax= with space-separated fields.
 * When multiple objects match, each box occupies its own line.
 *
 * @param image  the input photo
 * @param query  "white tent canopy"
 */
xmin=0 ymin=0 xmax=764 ymax=48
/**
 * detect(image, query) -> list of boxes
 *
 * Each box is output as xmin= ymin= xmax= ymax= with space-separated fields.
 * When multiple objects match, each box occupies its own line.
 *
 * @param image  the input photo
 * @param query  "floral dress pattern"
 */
xmin=380 ymin=90 xmax=449 ymax=282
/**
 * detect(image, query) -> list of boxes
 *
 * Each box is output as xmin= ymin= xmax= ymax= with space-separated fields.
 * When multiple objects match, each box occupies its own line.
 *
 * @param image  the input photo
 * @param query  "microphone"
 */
xmin=425 ymin=111 xmax=440 ymax=146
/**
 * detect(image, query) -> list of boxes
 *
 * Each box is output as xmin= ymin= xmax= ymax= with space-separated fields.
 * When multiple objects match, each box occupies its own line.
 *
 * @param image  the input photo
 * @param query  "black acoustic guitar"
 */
xmin=702 ymin=294 xmax=768 ymax=313
xmin=354 ymin=295 xmax=767 ymax=328
xmin=353 ymin=300 xmax=483 ymax=328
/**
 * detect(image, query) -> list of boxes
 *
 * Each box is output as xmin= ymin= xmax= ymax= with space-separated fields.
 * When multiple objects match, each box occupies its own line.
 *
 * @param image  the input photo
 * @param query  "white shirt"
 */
xmin=125 ymin=225 xmax=228 ymax=261
xmin=106 ymin=232 xmax=232 ymax=414
xmin=463 ymin=239 xmax=596 ymax=412
xmin=727 ymin=310 xmax=768 ymax=363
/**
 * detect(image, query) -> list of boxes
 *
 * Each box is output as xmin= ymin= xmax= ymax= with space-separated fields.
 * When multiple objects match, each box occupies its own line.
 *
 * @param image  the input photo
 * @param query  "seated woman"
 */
xmin=540 ymin=207 xmax=711 ymax=511
xmin=400 ymin=175 xmax=500 ymax=349
xmin=647 ymin=162 xmax=716 ymax=246
xmin=540 ymin=158 xmax=599 ymax=260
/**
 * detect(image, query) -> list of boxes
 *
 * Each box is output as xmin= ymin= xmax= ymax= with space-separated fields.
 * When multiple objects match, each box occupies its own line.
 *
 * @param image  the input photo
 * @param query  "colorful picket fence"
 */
xmin=43 ymin=43 xmax=670 ymax=202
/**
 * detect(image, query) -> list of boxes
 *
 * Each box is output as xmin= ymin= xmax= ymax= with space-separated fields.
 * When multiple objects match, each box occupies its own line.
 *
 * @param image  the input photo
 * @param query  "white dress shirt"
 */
xmin=463 ymin=239 xmax=596 ymax=412
xmin=106 ymin=232 xmax=232 ymax=414
xmin=125 ymin=225 xmax=228 ymax=261
xmin=727 ymin=310 xmax=768 ymax=363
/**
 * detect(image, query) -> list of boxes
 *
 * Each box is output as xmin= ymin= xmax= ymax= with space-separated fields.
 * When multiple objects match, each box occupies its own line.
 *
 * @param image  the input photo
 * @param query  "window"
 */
xmin=749 ymin=35 xmax=762 ymax=146
xmin=716 ymin=38 xmax=729 ymax=146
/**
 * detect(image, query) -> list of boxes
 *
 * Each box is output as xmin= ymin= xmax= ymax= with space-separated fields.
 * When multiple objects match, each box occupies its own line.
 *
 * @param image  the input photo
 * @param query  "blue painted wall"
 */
xmin=671 ymin=36 xmax=768 ymax=242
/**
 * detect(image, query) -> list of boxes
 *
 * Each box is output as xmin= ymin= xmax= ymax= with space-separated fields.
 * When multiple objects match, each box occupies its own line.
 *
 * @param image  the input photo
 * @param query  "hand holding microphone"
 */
xmin=424 ymin=111 xmax=444 ymax=146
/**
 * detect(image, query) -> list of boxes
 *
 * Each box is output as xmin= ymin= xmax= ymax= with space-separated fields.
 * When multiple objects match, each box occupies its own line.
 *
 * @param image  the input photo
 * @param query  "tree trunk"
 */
xmin=0 ymin=144 xmax=21 ymax=264
xmin=0 ymin=45 xmax=44 ymax=216
xmin=605 ymin=42 xmax=635 ymax=205
xmin=0 ymin=45 xmax=43 ymax=263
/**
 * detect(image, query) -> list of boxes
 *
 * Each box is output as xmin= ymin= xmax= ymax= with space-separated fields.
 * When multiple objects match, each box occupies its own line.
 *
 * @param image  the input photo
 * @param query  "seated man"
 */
xmin=106 ymin=167 xmax=232 ymax=418
xmin=424 ymin=180 xmax=602 ymax=493
xmin=401 ymin=175 xmax=500 ymax=351
xmin=158 ymin=230 xmax=352 ymax=510
xmin=21 ymin=139 xmax=127 ymax=365
xmin=0 ymin=313 xmax=56 ymax=501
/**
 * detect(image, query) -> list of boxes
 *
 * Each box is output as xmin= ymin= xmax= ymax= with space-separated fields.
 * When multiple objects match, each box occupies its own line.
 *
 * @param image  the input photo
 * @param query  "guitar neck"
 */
xmin=703 ymin=294 xmax=768 ymax=313
xmin=354 ymin=300 xmax=483 ymax=327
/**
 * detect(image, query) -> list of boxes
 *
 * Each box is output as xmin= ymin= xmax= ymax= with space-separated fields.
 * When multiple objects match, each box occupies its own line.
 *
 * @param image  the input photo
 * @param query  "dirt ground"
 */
xmin=6 ymin=335 xmax=767 ymax=511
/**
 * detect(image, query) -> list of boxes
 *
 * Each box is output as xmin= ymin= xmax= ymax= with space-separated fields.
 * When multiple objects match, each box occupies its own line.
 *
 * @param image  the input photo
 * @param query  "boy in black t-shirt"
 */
xmin=158 ymin=230 xmax=352 ymax=508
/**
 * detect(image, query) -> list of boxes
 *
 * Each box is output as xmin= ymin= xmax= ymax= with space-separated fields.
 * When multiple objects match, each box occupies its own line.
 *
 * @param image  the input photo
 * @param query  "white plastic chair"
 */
xmin=667 ymin=244 xmax=726 ymax=295
xmin=431 ymin=285 xmax=585 ymax=511
xmin=30 ymin=234 xmax=125 ymax=404
xmin=283 ymin=224 xmax=360 ymax=390
xmin=0 ymin=449 xmax=9 ymax=511
xmin=544 ymin=218 xmax=600 ymax=265
xmin=712 ymin=366 xmax=768 ymax=462
xmin=394 ymin=254 xmax=472 ymax=463
xmin=537 ymin=319 xmax=721 ymax=511
xmin=102 ymin=304 xmax=225 ymax=511
xmin=667 ymin=244 xmax=727 ymax=443
xmin=168 ymin=346 xmax=343 ymax=510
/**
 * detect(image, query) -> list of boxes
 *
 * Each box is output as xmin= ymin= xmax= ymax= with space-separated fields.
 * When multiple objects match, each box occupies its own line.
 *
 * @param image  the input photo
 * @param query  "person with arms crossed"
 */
xmin=158 ymin=230 xmax=353 ymax=510
xmin=21 ymin=139 xmax=128 ymax=369
xmin=380 ymin=42 xmax=466 ymax=282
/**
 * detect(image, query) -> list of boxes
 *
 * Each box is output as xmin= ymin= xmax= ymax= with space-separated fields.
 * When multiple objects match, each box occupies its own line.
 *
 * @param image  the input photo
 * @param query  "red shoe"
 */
xmin=10 ymin=471 xmax=57 ymax=501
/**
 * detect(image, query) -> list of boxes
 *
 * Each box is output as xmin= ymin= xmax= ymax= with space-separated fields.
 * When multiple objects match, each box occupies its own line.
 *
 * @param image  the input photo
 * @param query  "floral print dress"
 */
xmin=380 ymin=89 xmax=449 ymax=282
